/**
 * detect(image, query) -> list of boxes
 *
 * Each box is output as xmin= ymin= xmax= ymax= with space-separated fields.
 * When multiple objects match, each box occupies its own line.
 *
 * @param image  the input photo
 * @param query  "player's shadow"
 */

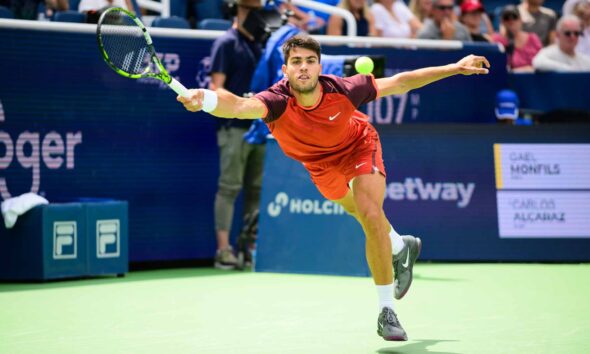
xmin=413 ymin=273 xmax=464 ymax=282
xmin=377 ymin=339 xmax=460 ymax=354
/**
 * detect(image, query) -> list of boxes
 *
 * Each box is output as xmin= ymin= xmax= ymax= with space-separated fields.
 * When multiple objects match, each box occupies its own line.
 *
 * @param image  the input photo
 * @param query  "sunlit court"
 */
xmin=1 ymin=0 xmax=590 ymax=353
xmin=2 ymin=265 xmax=589 ymax=353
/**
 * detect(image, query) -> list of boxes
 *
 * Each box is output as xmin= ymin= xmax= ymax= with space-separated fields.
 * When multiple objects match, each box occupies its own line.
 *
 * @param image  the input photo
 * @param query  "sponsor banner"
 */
xmin=494 ymin=144 xmax=590 ymax=190
xmin=385 ymin=178 xmax=475 ymax=208
xmin=497 ymin=191 xmax=590 ymax=238
xmin=266 ymin=192 xmax=346 ymax=217
xmin=258 ymin=125 xmax=590 ymax=273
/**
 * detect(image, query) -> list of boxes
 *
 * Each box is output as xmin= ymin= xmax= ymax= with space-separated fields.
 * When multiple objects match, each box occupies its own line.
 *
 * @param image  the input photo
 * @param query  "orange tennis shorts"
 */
xmin=304 ymin=126 xmax=386 ymax=201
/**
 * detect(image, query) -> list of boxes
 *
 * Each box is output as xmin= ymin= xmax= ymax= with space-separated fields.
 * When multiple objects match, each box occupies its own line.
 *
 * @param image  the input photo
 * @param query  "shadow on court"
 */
xmin=413 ymin=273 xmax=465 ymax=282
xmin=377 ymin=339 xmax=460 ymax=354
xmin=0 ymin=268 xmax=243 ymax=293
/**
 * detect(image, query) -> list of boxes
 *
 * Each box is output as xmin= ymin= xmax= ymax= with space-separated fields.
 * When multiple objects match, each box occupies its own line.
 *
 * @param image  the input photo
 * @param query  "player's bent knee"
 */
xmin=357 ymin=208 xmax=382 ymax=227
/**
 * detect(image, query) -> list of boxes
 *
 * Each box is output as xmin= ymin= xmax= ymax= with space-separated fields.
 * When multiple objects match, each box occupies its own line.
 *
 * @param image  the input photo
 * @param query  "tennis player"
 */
xmin=178 ymin=35 xmax=490 ymax=341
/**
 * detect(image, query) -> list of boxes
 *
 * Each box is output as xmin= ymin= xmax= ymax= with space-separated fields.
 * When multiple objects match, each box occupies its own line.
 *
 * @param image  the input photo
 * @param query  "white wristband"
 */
xmin=202 ymin=89 xmax=218 ymax=113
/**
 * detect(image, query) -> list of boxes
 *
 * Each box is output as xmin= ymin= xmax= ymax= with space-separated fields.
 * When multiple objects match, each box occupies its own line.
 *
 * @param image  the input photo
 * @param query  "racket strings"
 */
xmin=99 ymin=10 xmax=151 ymax=76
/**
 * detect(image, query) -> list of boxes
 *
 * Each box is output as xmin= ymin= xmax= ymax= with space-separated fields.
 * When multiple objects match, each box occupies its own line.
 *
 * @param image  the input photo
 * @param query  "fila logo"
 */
xmin=328 ymin=112 xmax=341 ymax=121
xmin=53 ymin=221 xmax=77 ymax=260
xmin=97 ymin=219 xmax=120 ymax=258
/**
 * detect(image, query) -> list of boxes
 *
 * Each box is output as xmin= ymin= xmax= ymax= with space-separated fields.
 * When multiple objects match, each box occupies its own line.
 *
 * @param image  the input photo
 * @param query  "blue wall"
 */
xmin=257 ymin=125 xmax=590 ymax=276
xmin=0 ymin=24 xmax=587 ymax=264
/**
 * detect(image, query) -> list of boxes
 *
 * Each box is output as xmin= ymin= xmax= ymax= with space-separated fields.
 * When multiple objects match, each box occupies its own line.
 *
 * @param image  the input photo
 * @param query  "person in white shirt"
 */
xmin=563 ymin=0 xmax=585 ymax=16
xmin=533 ymin=15 xmax=590 ymax=72
xmin=78 ymin=0 xmax=133 ymax=13
xmin=573 ymin=0 xmax=590 ymax=55
xmin=370 ymin=0 xmax=422 ymax=38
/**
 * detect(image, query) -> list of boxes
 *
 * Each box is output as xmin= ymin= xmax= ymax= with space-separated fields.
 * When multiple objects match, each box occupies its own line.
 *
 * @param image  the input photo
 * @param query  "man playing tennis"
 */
xmin=178 ymin=35 xmax=490 ymax=341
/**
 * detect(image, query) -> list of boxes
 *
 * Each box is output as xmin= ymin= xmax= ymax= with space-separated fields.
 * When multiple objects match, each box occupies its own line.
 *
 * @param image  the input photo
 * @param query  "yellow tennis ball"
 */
xmin=355 ymin=56 xmax=374 ymax=75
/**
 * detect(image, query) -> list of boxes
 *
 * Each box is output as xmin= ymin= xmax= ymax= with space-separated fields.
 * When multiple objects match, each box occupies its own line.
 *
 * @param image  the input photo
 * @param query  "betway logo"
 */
xmin=267 ymin=192 xmax=346 ymax=217
xmin=386 ymin=178 xmax=475 ymax=208
xmin=0 ymin=99 xmax=82 ymax=200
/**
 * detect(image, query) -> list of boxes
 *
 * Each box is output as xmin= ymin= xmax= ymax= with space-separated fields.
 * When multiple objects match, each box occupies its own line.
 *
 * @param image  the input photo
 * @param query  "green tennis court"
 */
xmin=1 ymin=263 xmax=588 ymax=354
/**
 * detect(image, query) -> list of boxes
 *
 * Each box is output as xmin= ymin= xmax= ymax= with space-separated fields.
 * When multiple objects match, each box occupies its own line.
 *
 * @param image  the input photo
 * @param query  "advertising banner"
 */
xmin=257 ymin=125 xmax=590 ymax=275
xmin=494 ymin=144 xmax=590 ymax=238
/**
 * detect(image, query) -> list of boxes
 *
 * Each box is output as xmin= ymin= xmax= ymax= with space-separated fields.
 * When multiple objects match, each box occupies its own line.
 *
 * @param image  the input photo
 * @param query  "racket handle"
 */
xmin=170 ymin=79 xmax=218 ymax=113
xmin=169 ymin=78 xmax=190 ymax=98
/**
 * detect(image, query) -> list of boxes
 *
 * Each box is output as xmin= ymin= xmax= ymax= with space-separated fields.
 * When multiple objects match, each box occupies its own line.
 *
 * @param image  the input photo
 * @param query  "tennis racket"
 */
xmin=96 ymin=7 xmax=189 ymax=97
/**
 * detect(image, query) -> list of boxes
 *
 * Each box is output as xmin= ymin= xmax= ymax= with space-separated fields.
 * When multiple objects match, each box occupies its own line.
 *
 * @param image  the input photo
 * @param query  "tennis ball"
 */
xmin=355 ymin=56 xmax=374 ymax=75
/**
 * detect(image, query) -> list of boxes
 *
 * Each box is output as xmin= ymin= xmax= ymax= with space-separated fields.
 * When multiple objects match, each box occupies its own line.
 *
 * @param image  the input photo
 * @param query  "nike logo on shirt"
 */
xmin=355 ymin=162 xmax=367 ymax=169
xmin=328 ymin=112 xmax=341 ymax=121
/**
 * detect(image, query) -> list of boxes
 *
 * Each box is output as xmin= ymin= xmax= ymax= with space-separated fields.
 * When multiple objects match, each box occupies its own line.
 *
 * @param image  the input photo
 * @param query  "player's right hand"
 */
xmin=177 ymin=89 xmax=204 ymax=112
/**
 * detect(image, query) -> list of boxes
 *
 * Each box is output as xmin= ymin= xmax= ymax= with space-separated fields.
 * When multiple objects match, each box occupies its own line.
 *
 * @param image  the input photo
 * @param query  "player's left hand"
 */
xmin=455 ymin=55 xmax=490 ymax=76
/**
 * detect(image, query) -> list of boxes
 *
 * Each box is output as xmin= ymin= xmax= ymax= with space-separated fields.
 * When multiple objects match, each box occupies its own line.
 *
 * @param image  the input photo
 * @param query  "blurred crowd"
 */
xmin=1 ymin=0 xmax=589 ymax=72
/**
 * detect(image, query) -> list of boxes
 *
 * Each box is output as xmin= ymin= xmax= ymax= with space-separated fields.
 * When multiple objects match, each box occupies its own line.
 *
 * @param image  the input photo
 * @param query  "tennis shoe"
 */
xmin=377 ymin=307 xmax=408 ymax=341
xmin=393 ymin=235 xmax=422 ymax=300
xmin=214 ymin=246 xmax=238 ymax=270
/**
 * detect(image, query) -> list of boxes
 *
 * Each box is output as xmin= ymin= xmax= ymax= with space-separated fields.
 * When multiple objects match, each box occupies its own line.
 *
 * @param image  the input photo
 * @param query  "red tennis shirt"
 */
xmin=255 ymin=74 xmax=379 ymax=164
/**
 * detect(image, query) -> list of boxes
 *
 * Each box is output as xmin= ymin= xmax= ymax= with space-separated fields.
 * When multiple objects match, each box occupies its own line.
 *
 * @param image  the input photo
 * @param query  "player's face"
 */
xmin=282 ymin=47 xmax=322 ymax=95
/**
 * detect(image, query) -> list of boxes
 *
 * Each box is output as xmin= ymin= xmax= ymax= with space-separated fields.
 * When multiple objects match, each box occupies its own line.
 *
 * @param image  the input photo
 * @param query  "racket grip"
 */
xmin=169 ymin=78 xmax=190 ymax=98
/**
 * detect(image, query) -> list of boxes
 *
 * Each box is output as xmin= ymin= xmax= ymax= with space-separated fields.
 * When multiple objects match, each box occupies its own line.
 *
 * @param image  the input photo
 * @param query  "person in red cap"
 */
xmin=459 ymin=0 xmax=494 ymax=42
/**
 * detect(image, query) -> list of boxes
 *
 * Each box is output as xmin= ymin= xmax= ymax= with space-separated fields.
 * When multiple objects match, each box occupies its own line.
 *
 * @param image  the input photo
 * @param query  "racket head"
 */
xmin=96 ymin=7 xmax=170 ymax=83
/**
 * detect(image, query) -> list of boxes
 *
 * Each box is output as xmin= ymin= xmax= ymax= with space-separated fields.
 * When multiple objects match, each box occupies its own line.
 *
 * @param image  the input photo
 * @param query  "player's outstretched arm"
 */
xmin=376 ymin=54 xmax=491 ymax=97
xmin=177 ymin=88 xmax=266 ymax=120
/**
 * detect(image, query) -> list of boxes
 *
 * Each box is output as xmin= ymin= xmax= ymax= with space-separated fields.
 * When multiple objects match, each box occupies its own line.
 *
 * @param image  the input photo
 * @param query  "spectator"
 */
xmin=495 ymin=89 xmax=531 ymax=125
xmin=209 ymin=0 xmax=265 ymax=269
xmin=370 ymin=0 xmax=422 ymax=39
xmin=326 ymin=0 xmax=377 ymax=36
xmin=276 ymin=0 xmax=326 ymax=34
xmin=408 ymin=0 xmax=432 ymax=22
xmin=417 ymin=0 xmax=471 ymax=41
xmin=79 ymin=0 xmax=133 ymax=23
xmin=518 ymin=0 xmax=557 ymax=46
xmin=459 ymin=0 xmax=492 ymax=42
xmin=533 ymin=15 xmax=590 ymax=71
xmin=78 ymin=0 xmax=133 ymax=13
xmin=0 ymin=0 xmax=67 ymax=20
xmin=492 ymin=5 xmax=542 ymax=72
xmin=563 ymin=0 xmax=584 ymax=16
xmin=573 ymin=0 xmax=590 ymax=55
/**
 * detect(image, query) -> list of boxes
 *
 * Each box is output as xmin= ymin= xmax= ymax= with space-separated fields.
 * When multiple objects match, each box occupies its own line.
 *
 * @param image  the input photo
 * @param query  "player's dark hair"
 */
xmin=282 ymin=35 xmax=321 ymax=63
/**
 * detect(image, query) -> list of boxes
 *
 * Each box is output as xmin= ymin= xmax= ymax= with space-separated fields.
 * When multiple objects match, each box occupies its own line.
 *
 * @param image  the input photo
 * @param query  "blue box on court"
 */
xmin=85 ymin=201 xmax=128 ymax=276
xmin=0 ymin=201 xmax=128 ymax=281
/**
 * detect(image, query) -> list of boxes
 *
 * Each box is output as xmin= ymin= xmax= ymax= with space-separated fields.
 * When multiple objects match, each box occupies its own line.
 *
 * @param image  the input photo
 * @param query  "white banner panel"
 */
xmin=497 ymin=191 xmax=590 ymax=238
xmin=494 ymin=144 xmax=590 ymax=189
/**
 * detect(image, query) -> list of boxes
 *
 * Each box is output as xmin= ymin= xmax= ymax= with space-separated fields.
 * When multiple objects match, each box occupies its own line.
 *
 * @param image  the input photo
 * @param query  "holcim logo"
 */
xmin=0 ymin=99 xmax=82 ymax=200
xmin=267 ymin=192 xmax=346 ymax=217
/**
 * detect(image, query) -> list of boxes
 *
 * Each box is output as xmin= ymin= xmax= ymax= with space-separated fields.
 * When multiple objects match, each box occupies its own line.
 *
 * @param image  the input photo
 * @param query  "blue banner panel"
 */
xmin=0 ymin=24 xmax=511 ymax=263
xmin=256 ymin=139 xmax=369 ymax=276
xmin=509 ymin=73 xmax=590 ymax=112
xmin=326 ymin=42 xmax=508 ymax=124
xmin=0 ymin=27 xmax=219 ymax=262
xmin=257 ymin=124 xmax=590 ymax=276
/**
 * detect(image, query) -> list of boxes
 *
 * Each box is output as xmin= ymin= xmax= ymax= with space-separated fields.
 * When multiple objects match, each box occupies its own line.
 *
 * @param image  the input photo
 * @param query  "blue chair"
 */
xmin=69 ymin=0 xmax=81 ymax=11
xmin=197 ymin=18 xmax=232 ymax=31
xmin=53 ymin=10 xmax=86 ymax=23
xmin=151 ymin=16 xmax=190 ymax=29
xmin=0 ymin=5 xmax=14 ymax=18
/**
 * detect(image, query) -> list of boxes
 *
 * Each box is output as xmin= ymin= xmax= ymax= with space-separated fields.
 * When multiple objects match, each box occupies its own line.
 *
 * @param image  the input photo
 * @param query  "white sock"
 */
xmin=376 ymin=284 xmax=395 ymax=311
xmin=390 ymin=225 xmax=405 ymax=255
